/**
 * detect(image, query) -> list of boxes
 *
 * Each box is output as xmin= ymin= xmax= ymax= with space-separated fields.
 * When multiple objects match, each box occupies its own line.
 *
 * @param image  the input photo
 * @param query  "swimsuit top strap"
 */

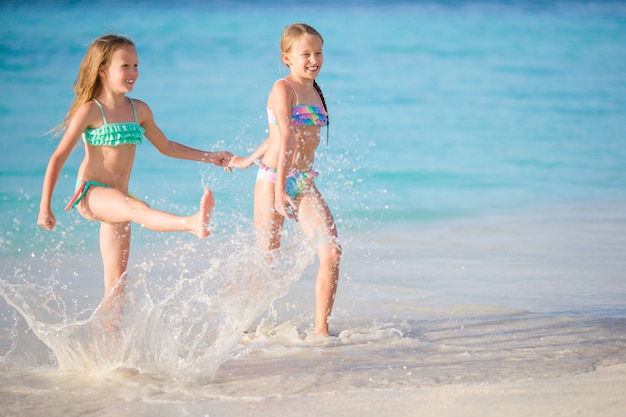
xmin=282 ymin=78 xmax=299 ymax=104
xmin=282 ymin=78 xmax=323 ymax=108
xmin=91 ymin=98 xmax=108 ymax=124
xmin=92 ymin=97 xmax=138 ymax=124
xmin=129 ymin=98 xmax=138 ymax=123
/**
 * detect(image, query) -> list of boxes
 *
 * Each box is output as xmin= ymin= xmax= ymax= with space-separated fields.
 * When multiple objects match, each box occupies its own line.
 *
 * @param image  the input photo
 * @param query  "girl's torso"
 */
xmin=78 ymin=97 xmax=145 ymax=191
xmin=264 ymin=78 xmax=327 ymax=171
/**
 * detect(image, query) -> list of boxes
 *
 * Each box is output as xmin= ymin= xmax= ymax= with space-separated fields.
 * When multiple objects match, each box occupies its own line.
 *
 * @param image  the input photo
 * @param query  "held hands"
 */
xmin=206 ymin=151 xmax=234 ymax=168
xmin=37 ymin=209 xmax=56 ymax=231
xmin=226 ymin=137 xmax=269 ymax=172
xmin=227 ymin=155 xmax=255 ymax=170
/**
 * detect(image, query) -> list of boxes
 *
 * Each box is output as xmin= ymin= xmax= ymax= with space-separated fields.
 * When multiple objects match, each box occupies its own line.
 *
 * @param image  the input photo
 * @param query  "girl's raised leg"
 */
xmin=80 ymin=187 xmax=214 ymax=238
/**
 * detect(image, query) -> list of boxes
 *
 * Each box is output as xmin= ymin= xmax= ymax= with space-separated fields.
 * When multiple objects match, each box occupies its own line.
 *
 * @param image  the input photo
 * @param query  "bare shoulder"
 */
xmin=268 ymin=79 xmax=295 ymax=107
xmin=129 ymin=97 xmax=148 ymax=108
xmin=270 ymin=78 xmax=292 ymax=95
xmin=128 ymin=98 xmax=153 ymax=124
xmin=57 ymin=100 xmax=100 ymax=145
xmin=129 ymin=97 xmax=150 ymax=113
xmin=74 ymin=100 xmax=103 ymax=129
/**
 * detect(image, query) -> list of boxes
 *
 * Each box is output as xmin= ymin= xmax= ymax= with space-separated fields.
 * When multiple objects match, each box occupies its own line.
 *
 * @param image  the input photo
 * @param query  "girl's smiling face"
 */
xmin=282 ymin=34 xmax=324 ymax=81
xmin=100 ymin=45 xmax=139 ymax=93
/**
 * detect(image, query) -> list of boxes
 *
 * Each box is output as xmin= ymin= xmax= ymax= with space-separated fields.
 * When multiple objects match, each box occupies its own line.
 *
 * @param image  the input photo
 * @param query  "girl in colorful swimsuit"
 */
xmin=229 ymin=23 xmax=341 ymax=336
xmin=37 ymin=34 xmax=233 ymax=302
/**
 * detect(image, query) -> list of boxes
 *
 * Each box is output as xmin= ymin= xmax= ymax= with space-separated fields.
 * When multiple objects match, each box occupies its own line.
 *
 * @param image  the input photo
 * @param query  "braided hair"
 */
xmin=313 ymin=79 xmax=330 ymax=146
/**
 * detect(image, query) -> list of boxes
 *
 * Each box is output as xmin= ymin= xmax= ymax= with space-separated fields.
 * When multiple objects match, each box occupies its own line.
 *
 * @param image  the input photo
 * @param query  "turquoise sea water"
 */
xmin=1 ymin=1 xmax=626 ymax=416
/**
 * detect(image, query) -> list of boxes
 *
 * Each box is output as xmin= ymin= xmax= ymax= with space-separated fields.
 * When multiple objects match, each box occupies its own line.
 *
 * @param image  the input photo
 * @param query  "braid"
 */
xmin=313 ymin=80 xmax=330 ymax=147
xmin=313 ymin=80 xmax=328 ymax=122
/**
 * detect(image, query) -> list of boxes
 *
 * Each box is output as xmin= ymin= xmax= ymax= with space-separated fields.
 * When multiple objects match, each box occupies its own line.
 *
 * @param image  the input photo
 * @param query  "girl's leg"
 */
xmin=80 ymin=187 xmax=214 ymax=238
xmin=297 ymin=185 xmax=342 ymax=336
xmin=253 ymin=179 xmax=284 ymax=252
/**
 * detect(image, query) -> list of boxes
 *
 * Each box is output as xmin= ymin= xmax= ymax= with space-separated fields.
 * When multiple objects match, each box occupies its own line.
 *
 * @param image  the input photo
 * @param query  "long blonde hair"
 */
xmin=54 ymin=34 xmax=135 ymax=134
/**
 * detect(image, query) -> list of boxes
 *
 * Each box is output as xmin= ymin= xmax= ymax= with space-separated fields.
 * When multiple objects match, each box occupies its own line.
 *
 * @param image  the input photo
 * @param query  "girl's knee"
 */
xmin=127 ymin=197 xmax=149 ymax=211
xmin=320 ymin=240 xmax=342 ymax=266
xmin=332 ymin=241 xmax=343 ymax=261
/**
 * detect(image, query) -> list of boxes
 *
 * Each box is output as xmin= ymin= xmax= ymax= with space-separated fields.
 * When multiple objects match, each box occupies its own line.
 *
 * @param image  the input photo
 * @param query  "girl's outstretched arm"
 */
xmin=138 ymin=100 xmax=233 ymax=167
xmin=228 ymin=137 xmax=270 ymax=169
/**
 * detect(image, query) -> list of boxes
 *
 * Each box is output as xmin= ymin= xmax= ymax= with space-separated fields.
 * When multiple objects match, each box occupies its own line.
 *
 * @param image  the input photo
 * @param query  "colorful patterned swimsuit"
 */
xmin=261 ymin=79 xmax=326 ymax=199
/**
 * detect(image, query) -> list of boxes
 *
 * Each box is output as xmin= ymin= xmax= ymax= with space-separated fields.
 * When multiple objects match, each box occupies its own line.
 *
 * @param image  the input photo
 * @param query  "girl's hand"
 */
xmin=37 ymin=209 xmax=56 ymax=231
xmin=227 ymin=155 xmax=254 ymax=170
xmin=208 ymin=151 xmax=234 ymax=167
xmin=275 ymin=192 xmax=297 ymax=219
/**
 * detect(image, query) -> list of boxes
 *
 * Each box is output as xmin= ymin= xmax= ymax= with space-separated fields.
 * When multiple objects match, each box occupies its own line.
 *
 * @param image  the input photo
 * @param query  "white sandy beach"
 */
xmin=228 ymin=364 xmax=624 ymax=417
xmin=264 ymin=363 xmax=626 ymax=417
xmin=102 ymin=363 xmax=625 ymax=417
xmin=1 ymin=356 xmax=624 ymax=417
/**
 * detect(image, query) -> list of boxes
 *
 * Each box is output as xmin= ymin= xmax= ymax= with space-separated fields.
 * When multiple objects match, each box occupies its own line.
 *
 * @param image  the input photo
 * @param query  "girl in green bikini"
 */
xmin=37 ymin=34 xmax=233 ymax=301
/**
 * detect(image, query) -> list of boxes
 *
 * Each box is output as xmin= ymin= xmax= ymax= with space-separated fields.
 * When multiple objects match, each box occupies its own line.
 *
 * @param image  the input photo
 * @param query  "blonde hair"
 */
xmin=54 ymin=34 xmax=135 ymax=134
xmin=280 ymin=23 xmax=324 ymax=56
xmin=280 ymin=23 xmax=329 ymax=129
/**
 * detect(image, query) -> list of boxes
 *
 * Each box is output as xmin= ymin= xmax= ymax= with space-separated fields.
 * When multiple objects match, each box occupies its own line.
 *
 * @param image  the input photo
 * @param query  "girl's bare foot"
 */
xmin=192 ymin=189 xmax=214 ymax=238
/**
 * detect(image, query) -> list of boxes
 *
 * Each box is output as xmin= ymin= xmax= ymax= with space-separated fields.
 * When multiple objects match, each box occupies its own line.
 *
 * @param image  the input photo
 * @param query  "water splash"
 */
xmin=0 ymin=228 xmax=316 ymax=379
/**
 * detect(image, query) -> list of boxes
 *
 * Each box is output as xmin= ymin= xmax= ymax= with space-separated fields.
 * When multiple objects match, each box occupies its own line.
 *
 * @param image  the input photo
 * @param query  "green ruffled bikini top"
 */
xmin=82 ymin=98 xmax=145 ymax=147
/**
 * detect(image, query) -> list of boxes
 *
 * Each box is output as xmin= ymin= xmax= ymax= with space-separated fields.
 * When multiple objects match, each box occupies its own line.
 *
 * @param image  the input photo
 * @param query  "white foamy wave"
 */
xmin=1 ymin=229 xmax=316 ymax=379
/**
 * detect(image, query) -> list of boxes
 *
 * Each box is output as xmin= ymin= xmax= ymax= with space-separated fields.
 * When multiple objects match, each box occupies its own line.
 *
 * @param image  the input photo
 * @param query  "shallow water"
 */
xmin=3 ymin=202 xmax=625 ymax=416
